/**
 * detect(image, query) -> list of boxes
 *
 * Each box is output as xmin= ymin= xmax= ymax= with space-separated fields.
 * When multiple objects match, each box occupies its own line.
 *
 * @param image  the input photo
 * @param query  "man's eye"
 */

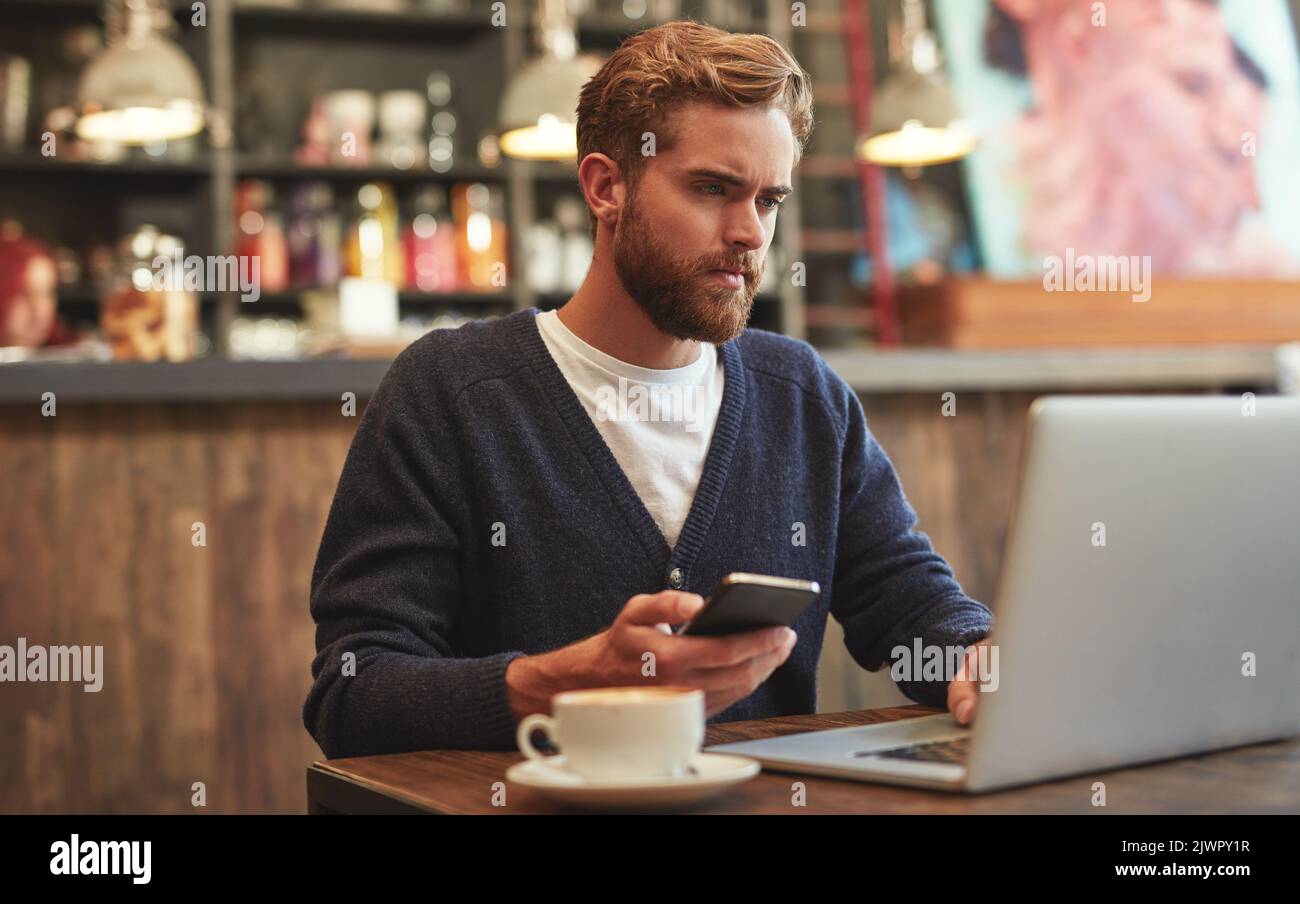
xmin=697 ymin=184 xmax=782 ymax=210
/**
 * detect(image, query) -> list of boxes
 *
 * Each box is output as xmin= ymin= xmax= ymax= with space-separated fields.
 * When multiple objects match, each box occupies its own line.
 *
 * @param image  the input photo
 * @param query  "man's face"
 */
xmin=611 ymin=101 xmax=795 ymax=345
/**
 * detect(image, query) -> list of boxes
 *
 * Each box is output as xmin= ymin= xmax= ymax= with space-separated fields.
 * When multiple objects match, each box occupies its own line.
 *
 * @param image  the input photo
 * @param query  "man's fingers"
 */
xmin=682 ymin=636 xmax=795 ymax=691
xmin=948 ymin=642 xmax=986 ymax=725
xmin=948 ymin=681 xmax=978 ymax=725
xmin=673 ymin=626 xmax=796 ymax=669
xmin=621 ymin=623 xmax=793 ymax=674
xmin=619 ymin=591 xmax=704 ymax=628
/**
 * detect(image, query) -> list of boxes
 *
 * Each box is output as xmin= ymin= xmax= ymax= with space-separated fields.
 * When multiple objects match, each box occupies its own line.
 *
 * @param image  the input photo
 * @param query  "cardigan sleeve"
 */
xmin=302 ymin=344 xmax=526 ymax=758
xmin=827 ymin=385 xmax=994 ymax=708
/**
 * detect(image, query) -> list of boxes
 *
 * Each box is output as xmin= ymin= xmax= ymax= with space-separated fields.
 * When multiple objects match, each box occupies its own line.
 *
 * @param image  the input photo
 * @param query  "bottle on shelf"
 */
xmin=234 ymin=179 xmax=290 ymax=295
xmin=344 ymin=182 xmax=403 ymax=285
xmin=426 ymin=71 xmax=457 ymax=173
xmin=287 ymin=181 xmax=342 ymax=290
xmin=294 ymin=97 xmax=333 ymax=168
xmin=404 ymin=185 xmax=461 ymax=293
xmin=452 ymin=182 xmax=508 ymax=293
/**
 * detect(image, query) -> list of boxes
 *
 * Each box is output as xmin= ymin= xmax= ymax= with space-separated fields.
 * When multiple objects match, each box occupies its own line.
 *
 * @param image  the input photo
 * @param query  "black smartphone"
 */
xmin=678 ymin=573 xmax=820 ymax=637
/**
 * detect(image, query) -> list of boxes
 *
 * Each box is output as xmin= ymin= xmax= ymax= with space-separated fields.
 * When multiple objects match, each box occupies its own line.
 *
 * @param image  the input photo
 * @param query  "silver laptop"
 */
xmin=707 ymin=395 xmax=1300 ymax=793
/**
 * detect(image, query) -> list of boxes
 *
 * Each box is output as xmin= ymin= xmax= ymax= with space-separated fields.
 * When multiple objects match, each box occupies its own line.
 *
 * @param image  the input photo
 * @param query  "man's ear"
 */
xmin=578 ymin=153 xmax=626 ymax=230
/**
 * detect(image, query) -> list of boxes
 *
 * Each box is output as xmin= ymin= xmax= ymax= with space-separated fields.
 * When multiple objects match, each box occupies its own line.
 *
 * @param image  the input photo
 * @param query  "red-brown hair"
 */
xmin=0 ymin=236 xmax=73 ymax=347
xmin=575 ymin=20 xmax=815 ymax=237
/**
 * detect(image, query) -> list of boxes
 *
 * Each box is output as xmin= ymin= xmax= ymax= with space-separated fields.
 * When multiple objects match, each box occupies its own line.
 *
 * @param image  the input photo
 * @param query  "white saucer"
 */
xmin=505 ymin=752 xmax=760 ymax=809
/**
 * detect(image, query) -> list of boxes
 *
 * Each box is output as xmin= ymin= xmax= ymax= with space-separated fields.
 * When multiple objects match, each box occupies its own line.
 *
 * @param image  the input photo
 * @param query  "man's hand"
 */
xmin=506 ymin=590 xmax=797 ymax=721
xmin=946 ymin=638 xmax=993 ymax=726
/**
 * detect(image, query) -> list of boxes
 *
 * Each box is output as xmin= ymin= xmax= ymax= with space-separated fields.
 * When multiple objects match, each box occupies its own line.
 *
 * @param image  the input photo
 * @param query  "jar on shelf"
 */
xmin=99 ymin=225 xmax=198 ymax=362
xmin=325 ymin=90 xmax=375 ymax=168
xmin=376 ymin=90 xmax=426 ymax=171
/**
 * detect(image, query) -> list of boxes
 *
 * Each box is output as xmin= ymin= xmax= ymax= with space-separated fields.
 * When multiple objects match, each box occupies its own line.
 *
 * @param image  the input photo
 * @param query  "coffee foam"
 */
xmin=555 ymin=686 xmax=699 ymax=706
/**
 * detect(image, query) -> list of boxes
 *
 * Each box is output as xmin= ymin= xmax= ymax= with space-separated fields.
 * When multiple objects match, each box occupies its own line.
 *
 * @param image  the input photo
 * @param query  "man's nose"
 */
xmin=722 ymin=202 xmax=766 ymax=254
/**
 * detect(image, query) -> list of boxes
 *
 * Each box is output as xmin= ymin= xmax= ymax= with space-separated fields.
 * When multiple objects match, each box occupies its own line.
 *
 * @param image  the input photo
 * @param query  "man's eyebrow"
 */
xmin=685 ymin=168 xmax=793 ymax=197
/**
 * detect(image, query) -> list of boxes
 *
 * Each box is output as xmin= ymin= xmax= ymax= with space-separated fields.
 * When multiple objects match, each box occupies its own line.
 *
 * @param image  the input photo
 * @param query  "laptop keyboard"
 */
xmin=855 ymin=735 xmax=971 ymax=764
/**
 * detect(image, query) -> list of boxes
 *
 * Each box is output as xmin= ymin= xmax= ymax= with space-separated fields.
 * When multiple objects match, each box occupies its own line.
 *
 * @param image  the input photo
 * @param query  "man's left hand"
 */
xmin=947 ymin=638 xmax=992 ymax=726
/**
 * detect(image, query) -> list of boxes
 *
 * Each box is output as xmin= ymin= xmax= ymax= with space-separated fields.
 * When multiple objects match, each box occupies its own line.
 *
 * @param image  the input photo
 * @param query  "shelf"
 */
xmin=0 ymin=0 xmax=194 ymax=24
xmin=524 ymin=162 xmax=581 ymax=184
xmin=57 ymin=286 xmax=220 ymax=305
xmin=396 ymin=291 xmax=513 ymax=305
xmin=810 ymin=84 xmax=853 ymax=107
xmin=231 ymin=4 xmax=498 ymax=43
xmin=1 ymin=0 xmax=866 ymax=353
xmin=790 ymin=9 xmax=845 ymax=35
xmin=533 ymin=291 xmax=783 ymax=308
xmin=0 ymin=358 xmax=396 ymax=402
xmin=819 ymin=345 xmax=1283 ymax=393
xmin=797 ymin=155 xmax=862 ymax=179
xmin=574 ymin=13 xmax=663 ymax=39
xmin=802 ymin=229 xmax=867 ymax=254
xmin=574 ymin=13 xmax=765 ymax=40
xmin=805 ymin=303 xmax=875 ymax=330
xmin=898 ymin=277 xmax=1300 ymax=348
xmin=248 ymin=289 xmax=515 ymax=306
xmin=235 ymin=157 xmax=506 ymax=183
xmin=0 ymin=152 xmax=210 ymax=178
xmin=0 ymin=344 xmax=1279 ymax=404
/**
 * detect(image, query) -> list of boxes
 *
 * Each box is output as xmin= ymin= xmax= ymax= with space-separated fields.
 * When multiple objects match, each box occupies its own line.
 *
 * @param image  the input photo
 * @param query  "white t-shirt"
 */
xmin=535 ymin=309 xmax=725 ymax=550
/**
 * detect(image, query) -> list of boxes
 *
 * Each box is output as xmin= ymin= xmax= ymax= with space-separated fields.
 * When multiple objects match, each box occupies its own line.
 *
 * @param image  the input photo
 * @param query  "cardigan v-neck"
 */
xmin=508 ymin=308 xmax=748 ymax=590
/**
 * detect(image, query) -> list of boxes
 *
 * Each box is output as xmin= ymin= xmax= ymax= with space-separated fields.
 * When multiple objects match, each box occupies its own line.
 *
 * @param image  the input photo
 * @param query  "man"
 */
xmin=303 ymin=21 xmax=993 ymax=759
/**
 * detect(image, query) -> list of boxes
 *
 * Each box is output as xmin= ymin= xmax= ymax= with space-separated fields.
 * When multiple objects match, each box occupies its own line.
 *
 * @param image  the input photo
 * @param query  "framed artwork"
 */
xmin=932 ymin=0 xmax=1300 ymax=278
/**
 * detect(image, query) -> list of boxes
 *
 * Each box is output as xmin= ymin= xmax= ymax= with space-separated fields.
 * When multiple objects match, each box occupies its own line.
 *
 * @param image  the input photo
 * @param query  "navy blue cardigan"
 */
xmin=304 ymin=309 xmax=993 ymax=758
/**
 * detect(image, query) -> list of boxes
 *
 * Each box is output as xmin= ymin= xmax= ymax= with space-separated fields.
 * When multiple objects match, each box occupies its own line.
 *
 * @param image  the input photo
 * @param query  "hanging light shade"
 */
xmin=76 ymin=0 xmax=206 ymax=145
xmin=858 ymin=71 xmax=974 ymax=167
xmin=498 ymin=0 xmax=603 ymax=161
xmin=857 ymin=0 xmax=974 ymax=168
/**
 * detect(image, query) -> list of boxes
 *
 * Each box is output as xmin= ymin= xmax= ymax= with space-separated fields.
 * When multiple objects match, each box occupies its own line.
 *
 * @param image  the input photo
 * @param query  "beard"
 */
xmin=612 ymin=187 xmax=764 ymax=345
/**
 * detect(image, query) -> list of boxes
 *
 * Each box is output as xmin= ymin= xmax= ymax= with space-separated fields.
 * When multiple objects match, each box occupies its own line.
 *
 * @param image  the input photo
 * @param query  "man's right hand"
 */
xmin=505 ymin=590 xmax=797 ymax=721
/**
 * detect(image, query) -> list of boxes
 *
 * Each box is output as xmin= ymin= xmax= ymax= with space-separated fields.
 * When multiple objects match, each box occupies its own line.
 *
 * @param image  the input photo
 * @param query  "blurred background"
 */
xmin=1 ymin=0 xmax=1298 ymax=813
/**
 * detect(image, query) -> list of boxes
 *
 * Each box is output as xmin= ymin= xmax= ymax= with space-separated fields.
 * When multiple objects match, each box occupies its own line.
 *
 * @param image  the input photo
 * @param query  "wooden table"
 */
xmin=305 ymin=705 xmax=1300 ymax=814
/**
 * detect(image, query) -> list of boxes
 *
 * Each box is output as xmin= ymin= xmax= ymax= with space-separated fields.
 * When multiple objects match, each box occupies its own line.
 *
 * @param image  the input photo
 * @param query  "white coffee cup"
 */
xmin=516 ymin=686 xmax=705 ymax=782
